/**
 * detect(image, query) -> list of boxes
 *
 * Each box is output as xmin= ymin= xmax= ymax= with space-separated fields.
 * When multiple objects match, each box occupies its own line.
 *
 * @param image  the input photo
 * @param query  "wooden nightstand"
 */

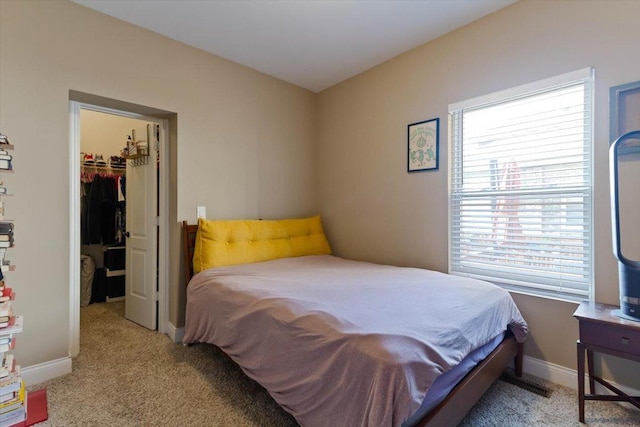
xmin=573 ymin=301 xmax=640 ymax=422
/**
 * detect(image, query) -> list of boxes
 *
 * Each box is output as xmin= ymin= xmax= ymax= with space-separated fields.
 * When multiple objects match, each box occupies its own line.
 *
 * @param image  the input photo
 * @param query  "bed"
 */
xmin=182 ymin=216 xmax=527 ymax=427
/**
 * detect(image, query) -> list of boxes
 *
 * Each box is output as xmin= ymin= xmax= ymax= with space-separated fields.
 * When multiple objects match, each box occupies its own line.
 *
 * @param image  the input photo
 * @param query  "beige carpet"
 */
xmin=27 ymin=301 xmax=639 ymax=426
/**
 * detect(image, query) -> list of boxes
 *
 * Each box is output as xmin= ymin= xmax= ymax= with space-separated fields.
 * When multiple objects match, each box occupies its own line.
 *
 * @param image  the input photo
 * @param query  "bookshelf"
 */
xmin=0 ymin=136 xmax=48 ymax=426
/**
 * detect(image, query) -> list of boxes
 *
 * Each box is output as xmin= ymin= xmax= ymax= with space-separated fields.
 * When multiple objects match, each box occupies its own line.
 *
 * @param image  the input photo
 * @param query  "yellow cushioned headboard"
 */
xmin=193 ymin=215 xmax=332 ymax=272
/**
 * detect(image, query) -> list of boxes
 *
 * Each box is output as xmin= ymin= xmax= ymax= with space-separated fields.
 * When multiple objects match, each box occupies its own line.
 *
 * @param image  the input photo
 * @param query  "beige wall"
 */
xmin=0 ymin=0 xmax=317 ymax=366
xmin=317 ymin=0 xmax=640 ymax=390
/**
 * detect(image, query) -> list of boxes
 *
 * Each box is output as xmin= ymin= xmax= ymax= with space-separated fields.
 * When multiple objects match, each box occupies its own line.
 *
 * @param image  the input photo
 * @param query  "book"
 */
xmin=0 ymin=366 xmax=19 ymax=393
xmin=0 ymin=161 xmax=10 ymax=172
xmin=0 ymin=189 xmax=6 ymax=195
xmin=0 ymin=334 xmax=12 ymax=348
xmin=0 ymin=317 xmax=20 ymax=335
xmin=0 ymin=317 xmax=14 ymax=330
xmin=0 ymin=237 xmax=12 ymax=243
xmin=0 ymin=367 xmax=19 ymax=397
xmin=0 ymin=403 xmax=25 ymax=426
xmin=0 ymin=289 xmax=13 ymax=303
xmin=0 ymin=225 xmax=12 ymax=233
xmin=0 ymin=244 xmax=11 ymax=250
xmin=0 ymin=381 xmax=24 ymax=417
xmin=0 ymin=374 xmax=20 ymax=401
xmin=0 ymin=303 xmax=11 ymax=319
xmin=0 ymin=364 xmax=17 ymax=386
xmin=0 ymin=355 xmax=14 ymax=377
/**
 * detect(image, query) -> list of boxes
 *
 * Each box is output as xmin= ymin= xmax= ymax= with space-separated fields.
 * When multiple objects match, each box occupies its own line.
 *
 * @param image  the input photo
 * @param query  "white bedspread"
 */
xmin=183 ymin=255 xmax=528 ymax=426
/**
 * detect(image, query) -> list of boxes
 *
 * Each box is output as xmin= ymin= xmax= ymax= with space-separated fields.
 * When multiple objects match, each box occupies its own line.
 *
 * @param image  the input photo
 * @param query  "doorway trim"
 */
xmin=69 ymin=101 xmax=169 ymax=357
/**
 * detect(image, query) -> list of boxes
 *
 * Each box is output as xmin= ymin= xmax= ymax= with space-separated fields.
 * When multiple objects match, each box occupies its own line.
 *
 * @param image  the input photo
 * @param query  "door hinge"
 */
xmin=154 ymin=291 xmax=159 ymax=302
xmin=153 ymin=216 xmax=160 ymax=226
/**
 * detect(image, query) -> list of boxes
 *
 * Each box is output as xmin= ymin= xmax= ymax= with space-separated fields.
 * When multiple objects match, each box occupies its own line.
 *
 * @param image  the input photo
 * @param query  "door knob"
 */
xmin=125 ymin=231 xmax=130 ymax=238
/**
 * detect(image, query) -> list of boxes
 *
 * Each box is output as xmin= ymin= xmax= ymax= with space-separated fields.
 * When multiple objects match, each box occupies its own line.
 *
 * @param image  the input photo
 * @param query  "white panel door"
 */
xmin=125 ymin=124 xmax=158 ymax=330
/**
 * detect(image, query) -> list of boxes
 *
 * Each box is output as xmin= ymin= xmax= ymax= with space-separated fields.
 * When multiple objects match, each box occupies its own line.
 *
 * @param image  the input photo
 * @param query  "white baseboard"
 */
xmin=522 ymin=355 xmax=577 ymax=389
xmin=522 ymin=355 xmax=640 ymax=411
xmin=166 ymin=322 xmax=184 ymax=343
xmin=22 ymin=357 xmax=72 ymax=386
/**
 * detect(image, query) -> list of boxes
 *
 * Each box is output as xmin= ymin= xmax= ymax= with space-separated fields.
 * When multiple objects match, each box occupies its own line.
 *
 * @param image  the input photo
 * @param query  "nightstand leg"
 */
xmin=577 ymin=340 xmax=585 ymax=423
xmin=586 ymin=349 xmax=595 ymax=394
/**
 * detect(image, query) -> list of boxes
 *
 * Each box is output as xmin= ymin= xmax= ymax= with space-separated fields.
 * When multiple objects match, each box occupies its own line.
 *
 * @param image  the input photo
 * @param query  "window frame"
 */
xmin=448 ymin=68 xmax=595 ymax=302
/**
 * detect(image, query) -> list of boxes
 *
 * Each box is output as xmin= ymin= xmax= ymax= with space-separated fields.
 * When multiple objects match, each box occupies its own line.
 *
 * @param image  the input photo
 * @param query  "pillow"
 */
xmin=193 ymin=215 xmax=332 ymax=272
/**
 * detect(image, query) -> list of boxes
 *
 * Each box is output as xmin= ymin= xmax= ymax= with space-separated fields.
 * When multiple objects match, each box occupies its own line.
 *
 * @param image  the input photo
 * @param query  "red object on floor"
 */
xmin=25 ymin=389 xmax=48 ymax=426
xmin=9 ymin=388 xmax=49 ymax=426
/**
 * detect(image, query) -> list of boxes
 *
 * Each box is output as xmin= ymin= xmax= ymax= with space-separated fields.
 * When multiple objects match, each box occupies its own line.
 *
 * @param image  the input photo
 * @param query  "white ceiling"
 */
xmin=72 ymin=0 xmax=517 ymax=92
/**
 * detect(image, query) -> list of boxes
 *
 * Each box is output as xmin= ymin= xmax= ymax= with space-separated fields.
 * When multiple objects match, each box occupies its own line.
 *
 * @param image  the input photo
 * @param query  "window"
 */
xmin=448 ymin=68 xmax=594 ymax=302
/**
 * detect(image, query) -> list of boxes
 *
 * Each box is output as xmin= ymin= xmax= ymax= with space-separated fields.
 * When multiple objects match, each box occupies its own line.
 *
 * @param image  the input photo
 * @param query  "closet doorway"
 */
xmin=70 ymin=102 xmax=169 ymax=357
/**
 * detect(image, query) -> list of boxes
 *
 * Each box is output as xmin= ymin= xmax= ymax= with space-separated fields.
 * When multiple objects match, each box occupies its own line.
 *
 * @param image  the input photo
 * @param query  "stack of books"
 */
xmin=0 ymin=134 xmax=48 ymax=426
xmin=0 ymin=149 xmax=11 ymax=173
xmin=0 ymin=309 xmax=23 ymax=427
xmin=0 ymin=224 xmax=12 ymax=251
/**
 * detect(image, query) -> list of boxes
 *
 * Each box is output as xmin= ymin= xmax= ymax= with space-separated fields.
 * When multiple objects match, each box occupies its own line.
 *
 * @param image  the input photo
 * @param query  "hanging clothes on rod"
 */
xmin=81 ymin=165 xmax=125 ymax=184
xmin=81 ymin=166 xmax=125 ymax=245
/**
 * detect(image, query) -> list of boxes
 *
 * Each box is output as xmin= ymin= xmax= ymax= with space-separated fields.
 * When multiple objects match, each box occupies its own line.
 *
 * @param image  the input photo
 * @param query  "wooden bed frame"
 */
xmin=182 ymin=220 xmax=523 ymax=427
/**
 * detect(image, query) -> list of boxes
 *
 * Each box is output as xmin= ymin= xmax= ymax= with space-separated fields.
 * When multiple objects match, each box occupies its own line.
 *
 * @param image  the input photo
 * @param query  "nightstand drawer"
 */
xmin=580 ymin=321 xmax=640 ymax=355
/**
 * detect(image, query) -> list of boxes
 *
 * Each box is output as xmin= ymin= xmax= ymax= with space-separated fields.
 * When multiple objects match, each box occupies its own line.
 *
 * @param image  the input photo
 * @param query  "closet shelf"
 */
xmin=81 ymin=164 xmax=126 ymax=173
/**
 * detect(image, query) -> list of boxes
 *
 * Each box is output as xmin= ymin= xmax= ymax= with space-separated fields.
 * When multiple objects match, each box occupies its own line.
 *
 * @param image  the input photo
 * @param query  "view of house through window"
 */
xmin=449 ymin=68 xmax=594 ymax=301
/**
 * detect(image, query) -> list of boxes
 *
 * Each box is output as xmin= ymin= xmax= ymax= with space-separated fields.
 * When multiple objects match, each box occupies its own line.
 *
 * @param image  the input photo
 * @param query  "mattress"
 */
xmin=183 ymin=255 xmax=527 ymax=426
xmin=402 ymin=331 xmax=505 ymax=426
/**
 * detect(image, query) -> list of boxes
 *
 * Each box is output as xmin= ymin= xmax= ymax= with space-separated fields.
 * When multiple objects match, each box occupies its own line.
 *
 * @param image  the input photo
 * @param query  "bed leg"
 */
xmin=514 ymin=342 xmax=524 ymax=377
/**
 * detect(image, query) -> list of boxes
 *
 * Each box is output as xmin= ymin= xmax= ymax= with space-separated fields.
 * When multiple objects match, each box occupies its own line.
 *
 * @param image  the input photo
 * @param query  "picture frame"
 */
xmin=408 ymin=117 xmax=439 ymax=172
xmin=610 ymin=80 xmax=640 ymax=152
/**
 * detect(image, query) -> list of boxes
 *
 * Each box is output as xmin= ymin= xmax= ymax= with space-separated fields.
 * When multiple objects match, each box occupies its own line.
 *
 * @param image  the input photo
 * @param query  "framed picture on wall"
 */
xmin=408 ymin=117 xmax=439 ymax=172
xmin=610 ymin=80 xmax=640 ymax=149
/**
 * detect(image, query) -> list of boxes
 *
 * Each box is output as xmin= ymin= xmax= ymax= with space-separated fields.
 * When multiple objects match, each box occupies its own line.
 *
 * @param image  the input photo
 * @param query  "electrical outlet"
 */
xmin=197 ymin=206 xmax=206 ymax=219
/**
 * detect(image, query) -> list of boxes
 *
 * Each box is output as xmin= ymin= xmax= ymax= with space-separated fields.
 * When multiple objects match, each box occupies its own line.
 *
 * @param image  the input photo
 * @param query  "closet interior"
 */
xmin=79 ymin=109 xmax=153 ymax=310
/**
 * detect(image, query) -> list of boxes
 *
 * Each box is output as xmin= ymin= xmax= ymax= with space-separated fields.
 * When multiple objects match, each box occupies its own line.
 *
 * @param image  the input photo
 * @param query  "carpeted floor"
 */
xmin=27 ymin=301 xmax=639 ymax=426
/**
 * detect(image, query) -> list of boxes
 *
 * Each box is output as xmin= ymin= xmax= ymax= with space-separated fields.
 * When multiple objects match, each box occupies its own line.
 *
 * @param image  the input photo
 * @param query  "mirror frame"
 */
xmin=610 ymin=80 xmax=640 ymax=146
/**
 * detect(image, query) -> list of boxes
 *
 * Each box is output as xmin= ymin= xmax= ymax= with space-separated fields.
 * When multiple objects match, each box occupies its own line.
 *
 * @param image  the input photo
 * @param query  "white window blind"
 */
xmin=449 ymin=68 xmax=594 ymax=301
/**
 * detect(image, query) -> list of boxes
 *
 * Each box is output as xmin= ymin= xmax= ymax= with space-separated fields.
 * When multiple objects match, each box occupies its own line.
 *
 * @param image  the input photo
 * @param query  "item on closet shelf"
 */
xmin=0 ymin=135 xmax=10 ymax=145
xmin=126 ymin=135 xmax=136 ymax=156
xmin=110 ymin=156 xmax=125 ymax=169
xmin=82 ymin=153 xmax=95 ymax=166
xmin=95 ymin=154 xmax=106 ymax=167
xmin=136 ymin=140 xmax=149 ymax=156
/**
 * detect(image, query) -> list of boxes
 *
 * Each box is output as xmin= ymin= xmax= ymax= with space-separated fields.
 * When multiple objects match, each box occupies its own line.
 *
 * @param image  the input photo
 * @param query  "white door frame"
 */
xmin=69 ymin=101 xmax=169 ymax=357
